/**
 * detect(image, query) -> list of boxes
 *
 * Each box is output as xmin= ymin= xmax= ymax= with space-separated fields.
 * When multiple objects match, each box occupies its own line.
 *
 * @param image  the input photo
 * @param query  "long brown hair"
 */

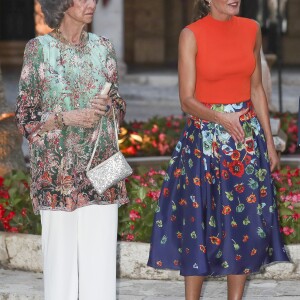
xmin=192 ymin=0 xmax=210 ymax=22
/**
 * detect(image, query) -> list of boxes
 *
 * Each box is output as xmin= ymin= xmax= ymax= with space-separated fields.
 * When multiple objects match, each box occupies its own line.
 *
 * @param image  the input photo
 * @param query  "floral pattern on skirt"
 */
xmin=148 ymin=100 xmax=289 ymax=276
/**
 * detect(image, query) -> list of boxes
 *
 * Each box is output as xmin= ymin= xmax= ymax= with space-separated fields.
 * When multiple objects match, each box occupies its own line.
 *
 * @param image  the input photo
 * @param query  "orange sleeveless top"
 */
xmin=186 ymin=15 xmax=258 ymax=104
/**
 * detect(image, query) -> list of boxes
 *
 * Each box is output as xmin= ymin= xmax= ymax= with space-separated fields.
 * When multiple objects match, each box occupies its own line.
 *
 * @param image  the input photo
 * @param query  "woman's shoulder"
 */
xmin=23 ymin=37 xmax=47 ymax=58
xmin=88 ymin=33 xmax=115 ymax=50
xmin=235 ymin=16 xmax=259 ymax=31
xmin=185 ymin=17 xmax=207 ymax=33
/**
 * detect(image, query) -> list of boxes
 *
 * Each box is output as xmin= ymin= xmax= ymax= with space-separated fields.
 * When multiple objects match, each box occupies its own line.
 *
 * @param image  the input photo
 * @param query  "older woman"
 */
xmin=15 ymin=0 xmax=127 ymax=299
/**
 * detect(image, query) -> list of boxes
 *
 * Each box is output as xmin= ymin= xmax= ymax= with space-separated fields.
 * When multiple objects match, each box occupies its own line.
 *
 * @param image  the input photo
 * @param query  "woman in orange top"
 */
xmin=148 ymin=0 xmax=289 ymax=299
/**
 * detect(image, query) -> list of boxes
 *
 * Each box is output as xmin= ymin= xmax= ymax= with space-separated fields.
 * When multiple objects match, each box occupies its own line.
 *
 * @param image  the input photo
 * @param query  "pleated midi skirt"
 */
xmin=147 ymin=100 xmax=290 ymax=276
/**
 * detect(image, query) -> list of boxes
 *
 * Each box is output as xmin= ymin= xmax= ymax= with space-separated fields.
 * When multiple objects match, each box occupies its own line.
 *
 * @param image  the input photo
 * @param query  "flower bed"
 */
xmin=119 ymin=113 xmax=299 ymax=157
xmin=270 ymin=112 xmax=299 ymax=155
xmin=1 ymin=167 xmax=300 ymax=245
xmin=272 ymin=167 xmax=300 ymax=244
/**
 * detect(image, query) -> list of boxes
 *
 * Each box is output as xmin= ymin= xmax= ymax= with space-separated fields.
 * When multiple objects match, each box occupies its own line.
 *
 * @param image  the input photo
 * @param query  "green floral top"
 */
xmin=16 ymin=32 xmax=128 ymax=214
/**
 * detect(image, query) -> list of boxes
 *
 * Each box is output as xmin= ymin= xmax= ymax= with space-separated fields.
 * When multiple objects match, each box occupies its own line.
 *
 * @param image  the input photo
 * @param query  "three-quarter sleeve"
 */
xmin=104 ymin=39 xmax=126 ymax=124
xmin=15 ymin=38 xmax=46 ymax=142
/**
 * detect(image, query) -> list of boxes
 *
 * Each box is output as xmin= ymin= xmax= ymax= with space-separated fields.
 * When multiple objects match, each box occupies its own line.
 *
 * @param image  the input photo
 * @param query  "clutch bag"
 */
xmin=86 ymin=83 xmax=133 ymax=195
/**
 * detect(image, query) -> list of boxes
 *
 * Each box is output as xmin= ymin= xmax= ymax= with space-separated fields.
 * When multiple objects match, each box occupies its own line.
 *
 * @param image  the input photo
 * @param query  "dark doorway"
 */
xmin=0 ymin=0 xmax=35 ymax=40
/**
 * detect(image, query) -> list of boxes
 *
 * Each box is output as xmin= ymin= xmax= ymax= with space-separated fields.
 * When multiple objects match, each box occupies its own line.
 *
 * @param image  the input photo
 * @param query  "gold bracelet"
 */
xmin=54 ymin=113 xmax=60 ymax=128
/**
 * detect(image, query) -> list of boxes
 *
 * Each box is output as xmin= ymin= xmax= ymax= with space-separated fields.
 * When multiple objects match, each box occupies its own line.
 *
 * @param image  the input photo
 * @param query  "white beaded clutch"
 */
xmin=86 ymin=83 xmax=133 ymax=195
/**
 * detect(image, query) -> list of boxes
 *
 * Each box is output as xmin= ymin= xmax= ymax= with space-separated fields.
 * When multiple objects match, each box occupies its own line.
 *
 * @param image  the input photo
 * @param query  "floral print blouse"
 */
xmin=16 ymin=33 xmax=128 ymax=214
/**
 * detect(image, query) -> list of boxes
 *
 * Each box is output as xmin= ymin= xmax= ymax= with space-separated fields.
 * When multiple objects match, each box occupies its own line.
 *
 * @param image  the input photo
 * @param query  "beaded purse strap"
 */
xmin=86 ymin=82 xmax=119 ymax=172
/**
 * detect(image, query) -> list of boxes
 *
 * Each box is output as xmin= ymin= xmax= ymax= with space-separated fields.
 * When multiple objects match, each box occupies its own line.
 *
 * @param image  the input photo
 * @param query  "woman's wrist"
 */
xmin=61 ymin=111 xmax=72 ymax=126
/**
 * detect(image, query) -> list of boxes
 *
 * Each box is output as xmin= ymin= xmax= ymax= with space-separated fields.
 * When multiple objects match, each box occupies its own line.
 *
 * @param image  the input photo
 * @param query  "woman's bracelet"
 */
xmin=54 ymin=112 xmax=66 ymax=129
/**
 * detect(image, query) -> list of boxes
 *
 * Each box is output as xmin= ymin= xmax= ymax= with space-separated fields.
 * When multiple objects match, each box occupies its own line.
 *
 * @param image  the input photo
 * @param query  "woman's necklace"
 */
xmin=54 ymin=28 xmax=88 ymax=50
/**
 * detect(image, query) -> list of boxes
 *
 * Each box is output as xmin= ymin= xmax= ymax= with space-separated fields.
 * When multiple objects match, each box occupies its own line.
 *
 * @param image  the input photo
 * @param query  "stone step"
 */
xmin=0 ymin=233 xmax=299 ymax=281
xmin=0 ymin=269 xmax=299 ymax=300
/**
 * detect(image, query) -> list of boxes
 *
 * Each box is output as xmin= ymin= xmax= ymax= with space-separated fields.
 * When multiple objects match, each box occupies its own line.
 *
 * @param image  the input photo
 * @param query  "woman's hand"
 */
xmin=218 ymin=108 xmax=249 ymax=144
xmin=63 ymin=108 xmax=102 ymax=128
xmin=267 ymin=143 xmax=280 ymax=172
xmin=91 ymin=94 xmax=113 ymax=117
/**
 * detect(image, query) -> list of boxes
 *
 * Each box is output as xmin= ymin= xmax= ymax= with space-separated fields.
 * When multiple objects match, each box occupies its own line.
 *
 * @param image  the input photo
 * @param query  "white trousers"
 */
xmin=40 ymin=204 xmax=118 ymax=300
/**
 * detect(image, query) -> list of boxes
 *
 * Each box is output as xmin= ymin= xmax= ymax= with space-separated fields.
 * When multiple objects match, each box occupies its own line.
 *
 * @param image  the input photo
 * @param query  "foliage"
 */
xmin=0 ymin=171 xmax=41 ymax=234
xmin=119 ymin=113 xmax=298 ymax=157
xmin=119 ymin=115 xmax=185 ymax=157
xmin=1 ymin=167 xmax=300 ymax=245
xmin=272 ymin=166 xmax=300 ymax=244
xmin=270 ymin=112 xmax=299 ymax=154
xmin=118 ymin=168 xmax=166 ymax=242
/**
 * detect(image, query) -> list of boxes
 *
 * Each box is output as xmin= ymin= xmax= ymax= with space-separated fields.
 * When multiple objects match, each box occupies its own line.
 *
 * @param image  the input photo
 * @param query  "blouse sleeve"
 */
xmin=15 ymin=38 xmax=46 ymax=142
xmin=104 ymin=39 xmax=126 ymax=124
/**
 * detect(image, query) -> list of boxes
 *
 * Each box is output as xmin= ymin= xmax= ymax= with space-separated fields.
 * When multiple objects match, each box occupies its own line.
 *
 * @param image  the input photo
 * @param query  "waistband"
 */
xmin=190 ymin=100 xmax=256 ymax=123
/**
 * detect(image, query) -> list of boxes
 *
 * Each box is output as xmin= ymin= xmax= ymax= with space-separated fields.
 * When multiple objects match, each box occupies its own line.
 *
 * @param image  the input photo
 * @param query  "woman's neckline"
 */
xmin=48 ymin=30 xmax=89 ymax=49
xmin=206 ymin=13 xmax=236 ymax=24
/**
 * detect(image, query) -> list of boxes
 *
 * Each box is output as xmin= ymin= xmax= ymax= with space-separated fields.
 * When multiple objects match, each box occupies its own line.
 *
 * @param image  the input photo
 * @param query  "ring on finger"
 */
xmin=105 ymin=105 xmax=110 ymax=113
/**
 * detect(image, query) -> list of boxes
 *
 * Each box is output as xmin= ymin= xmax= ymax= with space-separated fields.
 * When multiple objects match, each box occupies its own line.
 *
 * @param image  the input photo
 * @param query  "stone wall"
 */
xmin=0 ymin=233 xmax=299 ymax=280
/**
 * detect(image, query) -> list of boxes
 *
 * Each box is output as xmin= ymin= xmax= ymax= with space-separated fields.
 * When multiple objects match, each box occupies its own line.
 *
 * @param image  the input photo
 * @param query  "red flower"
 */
xmin=7 ymin=211 xmax=16 ymax=221
xmin=260 ymin=188 xmax=267 ymax=198
xmin=199 ymin=245 xmax=206 ymax=253
xmin=0 ymin=177 xmax=4 ymax=186
xmin=163 ymin=188 xmax=169 ymax=197
xmin=173 ymin=260 xmax=179 ymax=266
xmin=179 ymin=199 xmax=187 ymax=206
xmin=235 ymin=255 xmax=242 ymax=261
xmin=222 ymin=205 xmax=231 ymax=215
xmin=250 ymin=248 xmax=257 ymax=256
xmin=126 ymin=234 xmax=135 ymax=241
xmin=0 ymin=190 xmax=10 ymax=199
xmin=156 ymin=260 xmax=163 ymax=267
xmin=192 ymin=202 xmax=199 ymax=208
xmin=174 ymin=168 xmax=182 ymax=178
xmin=231 ymin=150 xmax=240 ymax=161
xmin=130 ymin=224 xmax=135 ymax=231
xmin=209 ymin=236 xmax=221 ymax=245
xmin=151 ymin=124 xmax=159 ymax=133
xmin=193 ymin=177 xmax=201 ymax=186
xmin=245 ymin=138 xmax=255 ymax=154
xmin=177 ymin=232 xmax=182 ymax=239
xmin=205 ymin=172 xmax=213 ymax=184
xmin=194 ymin=149 xmax=202 ymax=158
xmin=246 ymin=193 xmax=257 ymax=203
xmin=21 ymin=208 xmax=27 ymax=217
xmin=228 ymin=161 xmax=245 ymax=177
xmin=244 ymin=155 xmax=252 ymax=165
xmin=9 ymin=227 xmax=19 ymax=233
xmin=221 ymin=170 xmax=229 ymax=180
xmin=282 ymin=226 xmax=294 ymax=236
xmin=123 ymin=146 xmax=137 ymax=156
xmin=234 ymin=183 xmax=245 ymax=194
xmin=129 ymin=209 xmax=141 ymax=221
xmin=243 ymin=235 xmax=249 ymax=242
xmin=170 ymin=215 xmax=176 ymax=222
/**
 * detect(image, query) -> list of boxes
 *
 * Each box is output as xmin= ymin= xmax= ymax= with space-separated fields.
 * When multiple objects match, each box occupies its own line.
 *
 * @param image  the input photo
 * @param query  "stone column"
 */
xmin=93 ymin=0 xmax=126 ymax=76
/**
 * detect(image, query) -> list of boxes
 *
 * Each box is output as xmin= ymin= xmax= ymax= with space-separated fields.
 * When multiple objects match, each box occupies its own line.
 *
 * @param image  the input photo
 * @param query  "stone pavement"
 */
xmin=2 ymin=66 xmax=300 ymax=122
xmin=0 ymin=269 xmax=299 ymax=300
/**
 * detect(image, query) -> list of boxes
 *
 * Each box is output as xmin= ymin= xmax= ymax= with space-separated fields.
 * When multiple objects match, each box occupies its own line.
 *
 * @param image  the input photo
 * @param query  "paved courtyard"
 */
xmin=0 ymin=269 xmax=299 ymax=300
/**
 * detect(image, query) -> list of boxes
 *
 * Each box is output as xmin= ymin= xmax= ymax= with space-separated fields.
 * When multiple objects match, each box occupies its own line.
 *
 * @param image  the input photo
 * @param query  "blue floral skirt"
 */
xmin=147 ymin=100 xmax=289 ymax=276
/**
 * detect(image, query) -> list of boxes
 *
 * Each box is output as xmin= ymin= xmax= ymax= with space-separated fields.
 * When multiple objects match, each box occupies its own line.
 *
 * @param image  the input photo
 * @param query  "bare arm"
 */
xmin=178 ymin=28 xmax=248 ymax=143
xmin=250 ymin=24 xmax=279 ymax=171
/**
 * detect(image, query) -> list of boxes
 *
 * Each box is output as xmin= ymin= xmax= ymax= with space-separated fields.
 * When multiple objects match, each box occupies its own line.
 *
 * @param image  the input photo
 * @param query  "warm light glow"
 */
xmin=0 ymin=113 xmax=15 ymax=122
